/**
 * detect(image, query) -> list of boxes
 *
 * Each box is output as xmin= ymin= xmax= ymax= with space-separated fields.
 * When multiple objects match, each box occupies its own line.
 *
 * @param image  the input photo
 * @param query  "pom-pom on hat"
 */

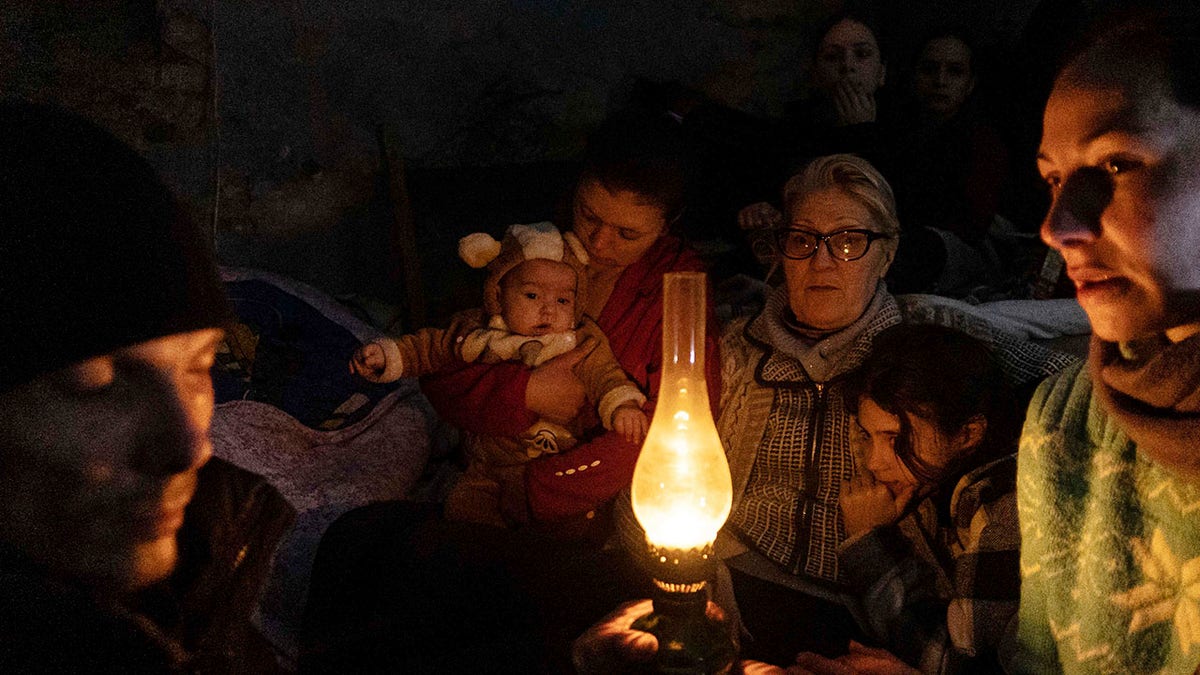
xmin=0 ymin=102 xmax=232 ymax=392
xmin=458 ymin=221 xmax=589 ymax=320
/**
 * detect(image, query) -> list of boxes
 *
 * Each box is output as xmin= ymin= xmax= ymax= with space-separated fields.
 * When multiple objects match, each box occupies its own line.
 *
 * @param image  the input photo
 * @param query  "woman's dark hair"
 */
xmin=847 ymin=324 xmax=1020 ymax=485
xmin=810 ymin=5 xmax=886 ymax=61
xmin=1059 ymin=7 xmax=1200 ymax=110
xmin=911 ymin=24 xmax=977 ymax=73
xmin=576 ymin=109 xmax=688 ymax=229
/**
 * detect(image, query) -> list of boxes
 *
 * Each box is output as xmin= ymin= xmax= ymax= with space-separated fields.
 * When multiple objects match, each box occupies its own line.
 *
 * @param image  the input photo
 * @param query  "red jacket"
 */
xmin=420 ymin=235 xmax=721 ymax=525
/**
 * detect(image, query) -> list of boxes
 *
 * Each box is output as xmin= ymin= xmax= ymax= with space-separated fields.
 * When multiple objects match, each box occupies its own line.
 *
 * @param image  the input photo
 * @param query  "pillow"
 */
xmin=213 ymin=273 xmax=400 ymax=430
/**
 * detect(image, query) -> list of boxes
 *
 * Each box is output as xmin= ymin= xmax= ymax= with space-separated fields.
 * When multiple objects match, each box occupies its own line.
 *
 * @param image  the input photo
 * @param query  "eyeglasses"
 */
xmin=774 ymin=227 xmax=891 ymax=262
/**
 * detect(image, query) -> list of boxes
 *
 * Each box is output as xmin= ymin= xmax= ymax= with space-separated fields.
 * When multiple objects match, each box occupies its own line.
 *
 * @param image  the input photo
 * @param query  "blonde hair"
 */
xmin=782 ymin=154 xmax=901 ymax=240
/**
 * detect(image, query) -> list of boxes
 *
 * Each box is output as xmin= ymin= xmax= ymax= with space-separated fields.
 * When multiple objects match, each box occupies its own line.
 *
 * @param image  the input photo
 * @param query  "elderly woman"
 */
xmin=736 ymin=12 xmax=962 ymax=296
xmin=715 ymin=153 xmax=1062 ymax=664
xmin=582 ymin=154 xmax=1074 ymax=671
xmin=714 ymin=154 xmax=906 ymax=664
xmin=1013 ymin=12 xmax=1200 ymax=673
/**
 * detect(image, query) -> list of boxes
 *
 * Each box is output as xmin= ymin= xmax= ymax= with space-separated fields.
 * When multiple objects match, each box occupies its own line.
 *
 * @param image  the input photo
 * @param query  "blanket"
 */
xmin=210 ymin=268 xmax=438 ymax=665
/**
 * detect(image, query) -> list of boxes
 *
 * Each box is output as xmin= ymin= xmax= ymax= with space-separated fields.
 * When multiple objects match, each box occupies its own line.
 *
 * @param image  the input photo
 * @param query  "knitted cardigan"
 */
xmin=716 ymin=288 xmax=902 ymax=584
xmin=1013 ymin=361 xmax=1200 ymax=674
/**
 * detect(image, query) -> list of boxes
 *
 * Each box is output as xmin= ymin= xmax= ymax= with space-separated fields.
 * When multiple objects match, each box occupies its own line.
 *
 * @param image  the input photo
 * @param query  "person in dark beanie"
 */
xmin=0 ymin=101 xmax=292 ymax=672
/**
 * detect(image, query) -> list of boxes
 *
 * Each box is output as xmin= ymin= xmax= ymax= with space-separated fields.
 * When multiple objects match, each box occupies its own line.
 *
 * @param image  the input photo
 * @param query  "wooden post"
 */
xmin=379 ymin=126 xmax=426 ymax=330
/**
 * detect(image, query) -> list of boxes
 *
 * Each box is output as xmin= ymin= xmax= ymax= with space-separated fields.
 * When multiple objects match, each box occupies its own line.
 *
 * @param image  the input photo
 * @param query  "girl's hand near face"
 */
xmin=839 ymin=472 xmax=907 ymax=537
xmin=832 ymin=81 xmax=877 ymax=126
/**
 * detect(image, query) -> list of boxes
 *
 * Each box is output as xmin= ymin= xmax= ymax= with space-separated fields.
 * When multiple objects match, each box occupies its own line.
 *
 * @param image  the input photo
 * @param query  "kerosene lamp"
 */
xmin=629 ymin=271 xmax=736 ymax=674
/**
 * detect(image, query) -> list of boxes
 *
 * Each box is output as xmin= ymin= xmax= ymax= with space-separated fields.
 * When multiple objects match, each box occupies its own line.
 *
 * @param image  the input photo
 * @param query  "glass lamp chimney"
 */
xmin=629 ymin=272 xmax=735 ymax=674
xmin=631 ymin=272 xmax=732 ymax=552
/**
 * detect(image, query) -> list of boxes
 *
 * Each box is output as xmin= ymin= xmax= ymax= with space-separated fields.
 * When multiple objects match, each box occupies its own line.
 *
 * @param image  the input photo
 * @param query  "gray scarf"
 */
xmin=759 ymin=280 xmax=890 ymax=382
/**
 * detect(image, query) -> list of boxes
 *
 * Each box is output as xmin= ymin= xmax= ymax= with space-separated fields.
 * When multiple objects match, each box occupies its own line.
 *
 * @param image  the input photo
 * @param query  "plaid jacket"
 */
xmin=840 ymin=453 xmax=1020 ymax=674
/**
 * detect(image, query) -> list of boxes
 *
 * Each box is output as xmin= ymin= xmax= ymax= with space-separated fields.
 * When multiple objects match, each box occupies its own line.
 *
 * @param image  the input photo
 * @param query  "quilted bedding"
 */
xmin=210 ymin=268 xmax=438 ymax=664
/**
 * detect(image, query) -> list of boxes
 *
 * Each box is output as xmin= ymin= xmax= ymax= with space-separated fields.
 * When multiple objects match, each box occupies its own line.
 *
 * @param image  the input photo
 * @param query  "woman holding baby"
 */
xmin=420 ymin=109 xmax=722 ymax=534
xmin=301 ymin=109 xmax=722 ymax=673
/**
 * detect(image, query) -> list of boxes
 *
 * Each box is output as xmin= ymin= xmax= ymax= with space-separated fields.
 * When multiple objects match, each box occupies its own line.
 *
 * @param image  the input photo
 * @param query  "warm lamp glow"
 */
xmin=631 ymin=272 xmax=732 ymax=552
xmin=628 ymin=272 xmax=736 ymax=675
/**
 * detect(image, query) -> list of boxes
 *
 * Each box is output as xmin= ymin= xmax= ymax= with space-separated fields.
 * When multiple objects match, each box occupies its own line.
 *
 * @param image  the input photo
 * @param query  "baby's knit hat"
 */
xmin=458 ymin=221 xmax=589 ymax=320
xmin=0 ymin=102 xmax=232 ymax=392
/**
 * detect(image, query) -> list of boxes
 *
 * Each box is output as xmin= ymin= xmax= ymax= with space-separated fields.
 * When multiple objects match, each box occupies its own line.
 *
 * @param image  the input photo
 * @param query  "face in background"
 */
xmin=856 ymin=397 xmax=977 ymax=501
xmin=782 ymin=186 xmax=894 ymax=331
xmin=499 ymin=258 xmax=578 ymax=336
xmin=914 ymin=36 xmax=975 ymax=120
xmin=1039 ymin=59 xmax=1200 ymax=343
xmin=571 ymin=178 xmax=668 ymax=271
xmin=0 ymin=328 xmax=223 ymax=593
xmin=813 ymin=18 xmax=886 ymax=97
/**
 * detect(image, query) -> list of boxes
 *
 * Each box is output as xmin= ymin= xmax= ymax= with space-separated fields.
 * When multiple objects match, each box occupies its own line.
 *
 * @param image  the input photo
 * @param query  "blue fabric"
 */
xmin=213 ymin=279 xmax=398 ymax=429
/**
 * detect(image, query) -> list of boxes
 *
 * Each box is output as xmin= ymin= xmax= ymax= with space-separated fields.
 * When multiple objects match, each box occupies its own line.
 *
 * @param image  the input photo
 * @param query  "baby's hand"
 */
xmin=613 ymin=405 xmax=649 ymax=444
xmin=349 ymin=342 xmax=387 ymax=382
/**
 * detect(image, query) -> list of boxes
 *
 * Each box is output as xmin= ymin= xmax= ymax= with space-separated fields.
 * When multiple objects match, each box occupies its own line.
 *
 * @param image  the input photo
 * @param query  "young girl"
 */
xmin=828 ymin=323 xmax=1023 ymax=674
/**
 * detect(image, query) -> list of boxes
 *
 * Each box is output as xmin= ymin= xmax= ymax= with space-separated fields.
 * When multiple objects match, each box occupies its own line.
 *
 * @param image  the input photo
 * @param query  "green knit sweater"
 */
xmin=1014 ymin=361 xmax=1200 ymax=673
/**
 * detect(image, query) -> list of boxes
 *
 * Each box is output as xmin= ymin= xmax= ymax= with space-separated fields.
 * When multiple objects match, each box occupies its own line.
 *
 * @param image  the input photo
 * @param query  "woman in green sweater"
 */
xmin=1013 ymin=10 xmax=1200 ymax=674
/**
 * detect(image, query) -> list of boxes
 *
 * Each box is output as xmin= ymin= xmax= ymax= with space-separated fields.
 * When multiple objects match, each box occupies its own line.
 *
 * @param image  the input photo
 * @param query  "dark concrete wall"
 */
xmin=1 ymin=0 xmax=1043 ymax=302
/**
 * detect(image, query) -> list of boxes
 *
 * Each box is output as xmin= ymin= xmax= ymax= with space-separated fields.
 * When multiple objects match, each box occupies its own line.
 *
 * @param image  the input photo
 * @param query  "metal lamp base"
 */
xmin=631 ymin=585 xmax=736 ymax=675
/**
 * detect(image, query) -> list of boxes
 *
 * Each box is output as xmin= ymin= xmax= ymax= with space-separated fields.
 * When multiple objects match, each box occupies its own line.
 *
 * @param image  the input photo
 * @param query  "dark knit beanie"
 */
xmin=0 ymin=101 xmax=232 ymax=391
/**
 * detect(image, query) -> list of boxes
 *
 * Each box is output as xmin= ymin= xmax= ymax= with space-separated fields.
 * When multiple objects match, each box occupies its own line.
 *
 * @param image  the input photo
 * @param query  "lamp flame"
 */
xmin=631 ymin=272 xmax=731 ymax=552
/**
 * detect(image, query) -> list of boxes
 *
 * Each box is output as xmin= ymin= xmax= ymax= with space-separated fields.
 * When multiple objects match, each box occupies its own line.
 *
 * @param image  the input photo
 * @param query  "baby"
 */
xmin=351 ymin=221 xmax=648 ymax=527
